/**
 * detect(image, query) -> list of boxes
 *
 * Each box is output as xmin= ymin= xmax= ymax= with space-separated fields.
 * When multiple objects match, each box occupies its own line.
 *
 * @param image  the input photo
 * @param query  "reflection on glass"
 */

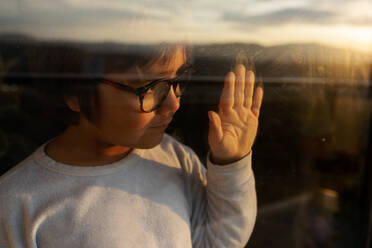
xmin=0 ymin=0 xmax=371 ymax=247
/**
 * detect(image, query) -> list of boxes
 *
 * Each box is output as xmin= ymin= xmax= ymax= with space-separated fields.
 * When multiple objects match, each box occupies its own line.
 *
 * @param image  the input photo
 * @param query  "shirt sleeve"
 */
xmin=185 ymin=150 xmax=257 ymax=248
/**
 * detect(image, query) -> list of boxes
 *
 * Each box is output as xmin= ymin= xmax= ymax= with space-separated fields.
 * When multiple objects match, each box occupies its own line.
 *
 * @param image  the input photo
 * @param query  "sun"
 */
xmin=343 ymin=27 xmax=372 ymax=53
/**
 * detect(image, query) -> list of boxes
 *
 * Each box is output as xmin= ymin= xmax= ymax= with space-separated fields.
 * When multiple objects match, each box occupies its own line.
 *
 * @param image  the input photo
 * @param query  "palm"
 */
xmin=208 ymin=65 xmax=263 ymax=165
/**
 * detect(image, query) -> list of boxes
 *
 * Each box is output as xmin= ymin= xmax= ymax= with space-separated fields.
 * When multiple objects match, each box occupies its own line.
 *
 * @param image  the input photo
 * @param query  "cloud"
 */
xmin=0 ymin=0 xmax=164 ymax=30
xmin=223 ymin=8 xmax=339 ymax=27
xmin=349 ymin=17 xmax=372 ymax=26
xmin=222 ymin=0 xmax=372 ymax=28
xmin=0 ymin=0 xmax=371 ymax=47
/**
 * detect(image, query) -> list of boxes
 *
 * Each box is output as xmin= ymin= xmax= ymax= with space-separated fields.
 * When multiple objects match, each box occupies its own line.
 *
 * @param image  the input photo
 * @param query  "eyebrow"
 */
xmin=138 ymin=71 xmax=176 ymax=83
xmin=125 ymin=74 xmax=168 ymax=88
xmin=135 ymin=66 xmax=174 ymax=80
xmin=158 ymin=71 xmax=173 ymax=76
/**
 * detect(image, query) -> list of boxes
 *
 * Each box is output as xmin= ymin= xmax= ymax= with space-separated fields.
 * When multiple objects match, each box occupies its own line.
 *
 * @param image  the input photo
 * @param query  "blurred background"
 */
xmin=0 ymin=0 xmax=371 ymax=247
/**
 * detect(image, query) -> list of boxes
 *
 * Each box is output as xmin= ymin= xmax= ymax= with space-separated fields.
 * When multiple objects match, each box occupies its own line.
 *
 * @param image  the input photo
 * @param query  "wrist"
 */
xmin=210 ymin=150 xmax=251 ymax=165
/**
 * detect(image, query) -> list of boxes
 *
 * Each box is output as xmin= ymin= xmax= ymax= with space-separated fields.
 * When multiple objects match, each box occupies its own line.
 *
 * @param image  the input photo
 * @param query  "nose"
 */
xmin=157 ymin=86 xmax=180 ymax=115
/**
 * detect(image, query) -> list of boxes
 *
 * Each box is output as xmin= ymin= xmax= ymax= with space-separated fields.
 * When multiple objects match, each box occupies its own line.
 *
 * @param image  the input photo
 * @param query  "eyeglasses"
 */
xmin=98 ymin=64 xmax=193 ymax=113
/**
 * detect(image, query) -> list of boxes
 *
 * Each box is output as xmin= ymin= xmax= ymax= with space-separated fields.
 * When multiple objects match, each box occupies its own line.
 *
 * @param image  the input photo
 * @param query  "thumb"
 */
xmin=208 ymin=111 xmax=223 ymax=147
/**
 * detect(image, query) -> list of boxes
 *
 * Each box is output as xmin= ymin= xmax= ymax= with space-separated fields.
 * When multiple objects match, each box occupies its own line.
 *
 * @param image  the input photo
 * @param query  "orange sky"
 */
xmin=0 ymin=0 xmax=371 ymax=53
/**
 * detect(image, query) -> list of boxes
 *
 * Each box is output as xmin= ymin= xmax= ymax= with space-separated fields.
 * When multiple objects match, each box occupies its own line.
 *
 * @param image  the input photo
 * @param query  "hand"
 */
xmin=208 ymin=64 xmax=263 ymax=165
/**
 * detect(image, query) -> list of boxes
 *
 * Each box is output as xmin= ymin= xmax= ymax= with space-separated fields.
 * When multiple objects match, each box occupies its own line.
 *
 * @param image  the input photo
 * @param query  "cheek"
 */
xmin=101 ymin=102 xmax=153 ymax=130
xmin=97 ymin=107 xmax=156 ymax=146
xmin=97 ymin=90 xmax=155 ymax=141
xmin=112 ymin=110 xmax=153 ymax=131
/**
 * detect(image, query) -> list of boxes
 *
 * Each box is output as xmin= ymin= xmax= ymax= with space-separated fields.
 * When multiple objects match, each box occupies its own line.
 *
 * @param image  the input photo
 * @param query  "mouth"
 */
xmin=150 ymin=120 xmax=172 ymax=129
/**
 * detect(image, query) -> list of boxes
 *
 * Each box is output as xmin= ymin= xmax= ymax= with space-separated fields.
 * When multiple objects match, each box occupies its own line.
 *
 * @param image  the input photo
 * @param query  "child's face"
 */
xmin=81 ymin=46 xmax=186 ymax=149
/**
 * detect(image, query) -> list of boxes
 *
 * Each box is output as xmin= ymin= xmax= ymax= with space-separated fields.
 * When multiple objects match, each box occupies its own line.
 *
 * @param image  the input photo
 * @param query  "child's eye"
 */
xmin=145 ymin=87 xmax=155 ymax=94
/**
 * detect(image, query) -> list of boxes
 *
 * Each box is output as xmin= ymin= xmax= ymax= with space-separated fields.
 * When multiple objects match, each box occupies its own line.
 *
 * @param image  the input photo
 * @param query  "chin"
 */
xmin=136 ymin=132 xmax=164 ymax=149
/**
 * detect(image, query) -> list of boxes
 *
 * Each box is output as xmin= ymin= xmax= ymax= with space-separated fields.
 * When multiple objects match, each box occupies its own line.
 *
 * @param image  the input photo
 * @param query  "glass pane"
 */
xmin=0 ymin=0 xmax=371 ymax=247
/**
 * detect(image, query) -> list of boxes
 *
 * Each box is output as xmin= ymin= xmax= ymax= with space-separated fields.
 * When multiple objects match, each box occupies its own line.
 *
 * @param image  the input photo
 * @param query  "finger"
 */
xmin=208 ymin=111 xmax=223 ymax=145
xmin=251 ymin=86 xmax=264 ymax=117
xmin=234 ymin=64 xmax=245 ymax=107
xmin=219 ymin=71 xmax=235 ymax=111
xmin=244 ymin=71 xmax=255 ymax=108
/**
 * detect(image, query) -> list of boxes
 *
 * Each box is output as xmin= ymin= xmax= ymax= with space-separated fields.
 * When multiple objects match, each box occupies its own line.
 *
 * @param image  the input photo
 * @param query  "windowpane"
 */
xmin=0 ymin=0 xmax=371 ymax=247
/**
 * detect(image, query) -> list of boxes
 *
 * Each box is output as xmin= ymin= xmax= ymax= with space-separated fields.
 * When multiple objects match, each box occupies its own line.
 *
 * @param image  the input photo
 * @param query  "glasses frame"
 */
xmin=98 ymin=64 xmax=193 ymax=113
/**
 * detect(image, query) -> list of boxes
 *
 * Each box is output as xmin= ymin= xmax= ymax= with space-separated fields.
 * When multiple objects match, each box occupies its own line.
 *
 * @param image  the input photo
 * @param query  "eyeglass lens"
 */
xmin=142 ymin=80 xmax=186 ymax=112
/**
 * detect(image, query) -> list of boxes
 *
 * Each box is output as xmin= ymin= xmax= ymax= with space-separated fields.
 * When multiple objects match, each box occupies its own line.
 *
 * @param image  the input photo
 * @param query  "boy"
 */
xmin=0 ymin=44 xmax=263 ymax=247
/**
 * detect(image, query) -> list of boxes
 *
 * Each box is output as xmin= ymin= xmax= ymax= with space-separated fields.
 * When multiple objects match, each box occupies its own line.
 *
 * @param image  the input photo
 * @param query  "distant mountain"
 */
xmin=194 ymin=43 xmax=371 ymax=66
xmin=0 ymin=32 xmax=370 ymax=80
xmin=0 ymin=32 xmax=370 ymax=64
xmin=0 ymin=33 xmax=36 ymax=43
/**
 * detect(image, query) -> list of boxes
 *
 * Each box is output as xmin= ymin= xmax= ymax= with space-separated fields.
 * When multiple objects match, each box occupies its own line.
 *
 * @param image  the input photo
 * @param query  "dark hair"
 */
xmin=29 ymin=43 xmax=189 ymax=130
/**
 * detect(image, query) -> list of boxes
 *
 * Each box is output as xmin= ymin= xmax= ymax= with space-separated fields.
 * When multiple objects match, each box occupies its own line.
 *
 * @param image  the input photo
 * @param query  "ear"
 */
xmin=64 ymin=95 xmax=81 ymax=112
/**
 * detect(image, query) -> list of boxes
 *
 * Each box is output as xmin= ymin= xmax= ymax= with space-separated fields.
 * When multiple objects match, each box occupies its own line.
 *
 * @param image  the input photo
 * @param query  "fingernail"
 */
xmin=248 ymin=71 xmax=255 ymax=80
xmin=208 ymin=111 xmax=213 ymax=122
xmin=257 ymin=80 xmax=264 ymax=89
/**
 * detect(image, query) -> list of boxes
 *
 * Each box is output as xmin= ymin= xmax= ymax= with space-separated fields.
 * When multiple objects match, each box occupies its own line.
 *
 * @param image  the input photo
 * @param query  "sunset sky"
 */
xmin=1 ymin=0 xmax=372 ymax=52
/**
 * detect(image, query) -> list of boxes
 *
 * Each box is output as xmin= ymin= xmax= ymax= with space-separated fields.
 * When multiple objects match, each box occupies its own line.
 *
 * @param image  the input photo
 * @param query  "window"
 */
xmin=0 ymin=0 xmax=371 ymax=247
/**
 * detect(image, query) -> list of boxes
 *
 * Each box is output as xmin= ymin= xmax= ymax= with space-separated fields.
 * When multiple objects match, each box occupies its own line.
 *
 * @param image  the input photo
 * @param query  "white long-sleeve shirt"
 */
xmin=0 ymin=134 xmax=256 ymax=248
